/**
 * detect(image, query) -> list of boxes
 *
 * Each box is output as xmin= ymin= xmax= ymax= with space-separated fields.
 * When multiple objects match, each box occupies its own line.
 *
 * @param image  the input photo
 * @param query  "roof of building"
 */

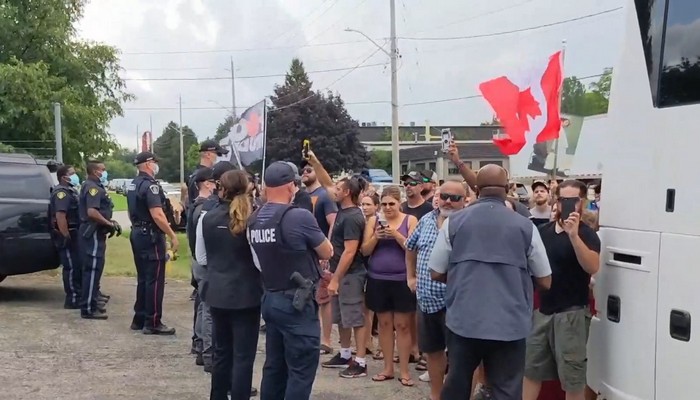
xmin=400 ymin=143 xmax=505 ymax=161
xmin=357 ymin=125 xmax=500 ymax=142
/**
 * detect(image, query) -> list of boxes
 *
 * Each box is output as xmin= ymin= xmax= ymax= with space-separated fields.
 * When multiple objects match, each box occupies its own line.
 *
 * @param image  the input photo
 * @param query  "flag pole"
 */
xmin=551 ymin=39 xmax=567 ymax=180
xmin=261 ymin=98 xmax=268 ymax=182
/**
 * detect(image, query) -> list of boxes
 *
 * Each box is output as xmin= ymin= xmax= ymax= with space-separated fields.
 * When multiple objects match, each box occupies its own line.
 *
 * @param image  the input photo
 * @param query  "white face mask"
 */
xmin=152 ymin=163 xmax=160 ymax=176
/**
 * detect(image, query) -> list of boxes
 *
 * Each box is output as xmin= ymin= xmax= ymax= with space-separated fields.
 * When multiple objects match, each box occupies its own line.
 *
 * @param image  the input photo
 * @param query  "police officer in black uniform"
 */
xmin=188 ymin=140 xmax=229 ymax=206
xmin=79 ymin=160 xmax=121 ymax=320
xmin=49 ymin=165 xmax=83 ymax=309
xmin=126 ymin=151 xmax=179 ymax=335
xmin=247 ymin=161 xmax=333 ymax=400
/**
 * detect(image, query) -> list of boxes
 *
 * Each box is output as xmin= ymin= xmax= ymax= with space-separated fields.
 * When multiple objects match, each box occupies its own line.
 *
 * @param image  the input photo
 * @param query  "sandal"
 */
xmin=372 ymin=373 xmax=395 ymax=382
xmin=415 ymin=356 xmax=428 ymax=371
xmin=393 ymin=354 xmax=419 ymax=363
xmin=399 ymin=377 xmax=415 ymax=387
xmin=373 ymin=349 xmax=384 ymax=360
xmin=319 ymin=344 xmax=333 ymax=355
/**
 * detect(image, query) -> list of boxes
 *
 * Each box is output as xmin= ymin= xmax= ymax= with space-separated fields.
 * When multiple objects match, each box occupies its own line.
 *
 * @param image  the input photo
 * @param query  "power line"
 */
xmin=265 ymin=0 xmax=333 ymax=45
xmin=398 ymin=8 xmax=623 ymax=41
xmin=411 ymin=0 xmax=537 ymax=35
xmin=283 ymin=0 xmax=343 ymax=45
xmin=121 ymin=39 xmax=375 ymax=56
xmin=122 ymin=62 xmax=388 ymax=81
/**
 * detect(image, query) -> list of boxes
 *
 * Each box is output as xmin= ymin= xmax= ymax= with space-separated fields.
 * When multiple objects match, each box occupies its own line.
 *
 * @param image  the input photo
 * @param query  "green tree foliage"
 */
xmin=266 ymin=58 xmax=368 ymax=173
xmin=480 ymin=116 xmax=500 ymax=126
xmin=152 ymin=122 xmax=198 ymax=183
xmin=380 ymin=128 xmax=417 ymax=141
xmin=369 ymin=150 xmax=391 ymax=173
xmin=103 ymin=146 xmax=136 ymax=179
xmin=213 ymin=115 xmax=235 ymax=142
xmin=186 ymin=143 xmax=200 ymax=172
xmin=0 ymin=0 xmax=132 ymax=167
xmin=562 ymin=69 xmax=612 ymax=116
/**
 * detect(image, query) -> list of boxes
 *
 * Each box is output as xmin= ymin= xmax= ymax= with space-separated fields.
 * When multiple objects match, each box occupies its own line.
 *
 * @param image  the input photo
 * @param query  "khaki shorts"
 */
xmin=331 ymin=270 xmax=367 ymax=328
xmin=524 ymin=308 xmax=590 ymax=392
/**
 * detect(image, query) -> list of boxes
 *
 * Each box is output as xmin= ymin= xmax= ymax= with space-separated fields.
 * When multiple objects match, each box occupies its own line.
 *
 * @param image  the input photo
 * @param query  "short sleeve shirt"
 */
xmin=308 ymin=187 xmax=337 ymax=236
xmin=406 ymin=210 xmax=446 ymax=313
xmin=401 ymin=200 xmax=434 ymax=221
xmin=329 ymin=206 xmax=365 ymax=273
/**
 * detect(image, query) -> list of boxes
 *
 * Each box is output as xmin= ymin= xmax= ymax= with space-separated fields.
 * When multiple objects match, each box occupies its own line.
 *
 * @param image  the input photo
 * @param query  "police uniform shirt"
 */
xmin=51 ymin=184 xmax=80 ymax=227
xmin=79 ymin=178 xmax=113 ymax=222
xmin=128 ymin=172 xmax=164 ymax=224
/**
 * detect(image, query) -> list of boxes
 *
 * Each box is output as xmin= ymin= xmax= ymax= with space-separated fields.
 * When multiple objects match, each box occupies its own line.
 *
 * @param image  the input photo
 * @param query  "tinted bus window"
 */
xmin=635 ymin=0 xmax=668 ymax=106
xmin=658 ymin=0 xmax=700 ymax=107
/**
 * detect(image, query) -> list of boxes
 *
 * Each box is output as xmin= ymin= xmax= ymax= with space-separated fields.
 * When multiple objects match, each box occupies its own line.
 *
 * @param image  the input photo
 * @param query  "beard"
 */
xmin=439 ymin=207 xmax=457 ymax=217
xmin=535 ymin=198 xmax=548 ymax=206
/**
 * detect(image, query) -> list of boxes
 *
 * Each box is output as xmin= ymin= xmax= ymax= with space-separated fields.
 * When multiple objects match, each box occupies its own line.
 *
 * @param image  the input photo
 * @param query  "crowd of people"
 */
xmin=48 ymin=138 xmax=602 ymax=400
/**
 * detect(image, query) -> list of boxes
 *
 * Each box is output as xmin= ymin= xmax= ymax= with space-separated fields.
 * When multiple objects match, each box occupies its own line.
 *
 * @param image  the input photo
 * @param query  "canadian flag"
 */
xmin=479 ymin=51 xmax=563 ymax=155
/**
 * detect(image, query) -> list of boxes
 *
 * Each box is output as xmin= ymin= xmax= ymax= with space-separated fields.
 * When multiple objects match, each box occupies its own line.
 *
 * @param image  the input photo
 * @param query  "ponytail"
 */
xmin=228 ymin=193 xmax=251 ymax=235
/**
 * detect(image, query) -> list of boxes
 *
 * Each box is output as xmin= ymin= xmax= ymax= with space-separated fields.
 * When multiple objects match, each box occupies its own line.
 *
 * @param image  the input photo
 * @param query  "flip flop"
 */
xmin=372 ymin=373 xmax=395 ymax=382
xmin=320 ymin=344 xmax=333 ymax=355
xmin=372 ymin=350 xmax=384 ymax=360
xmin=399 ymin=377 xmax=415 ymax=387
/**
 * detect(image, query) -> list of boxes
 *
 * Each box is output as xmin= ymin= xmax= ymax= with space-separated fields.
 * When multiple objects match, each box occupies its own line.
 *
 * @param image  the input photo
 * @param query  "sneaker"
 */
xmin=419 ymin=371 xmax=430 ymax=382
xmin=339 ymin=361 xmax=367 ymax=378
xmin=321 ymin=353 xmax=352 ymax=369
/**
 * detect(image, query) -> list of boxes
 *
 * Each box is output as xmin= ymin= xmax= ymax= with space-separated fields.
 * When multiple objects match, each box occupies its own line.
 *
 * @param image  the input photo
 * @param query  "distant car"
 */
xmin=0 ymin=153 xmax=60 ymax=283
xmin=361 ymin=168 xmax=393 ymax=183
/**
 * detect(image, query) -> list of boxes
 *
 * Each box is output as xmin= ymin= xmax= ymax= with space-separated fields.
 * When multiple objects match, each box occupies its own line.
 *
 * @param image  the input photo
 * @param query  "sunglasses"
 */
xmin=302 ymin=167 xmax=313 ymax=174
xmin=439 ymin=193 xmax=463 ymax=202
xmin=403 ymin=181 xmax=420 ymax=187
xmin=381 ymin=202 xmax=397 ymax=207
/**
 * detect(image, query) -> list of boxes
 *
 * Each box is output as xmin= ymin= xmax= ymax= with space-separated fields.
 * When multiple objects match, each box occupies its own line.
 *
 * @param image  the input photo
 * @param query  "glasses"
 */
xmin=403 ymin=181 xmax=420 ymax=187
xmin=302 ymin=167 xmax=313 ymax=174
xmin=381 ymin=202 xmax=397 ymax=207
xmin=439 ymin=193 xmax=463 ymax=202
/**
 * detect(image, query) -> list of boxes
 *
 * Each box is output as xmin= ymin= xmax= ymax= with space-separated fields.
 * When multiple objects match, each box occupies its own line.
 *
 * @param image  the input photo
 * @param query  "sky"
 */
xmin=76 ymin=0 xmax=625 ymax=150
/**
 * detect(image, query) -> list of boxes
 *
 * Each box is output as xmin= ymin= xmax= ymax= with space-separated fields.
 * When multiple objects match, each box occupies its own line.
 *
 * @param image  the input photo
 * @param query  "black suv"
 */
xmin=0 ymin=153 xmax=60 ymax=283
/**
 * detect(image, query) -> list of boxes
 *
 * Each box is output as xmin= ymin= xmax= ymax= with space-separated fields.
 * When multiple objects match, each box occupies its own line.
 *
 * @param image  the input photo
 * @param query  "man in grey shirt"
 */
xmin=429 ymin=164 xmax=552 ymax=400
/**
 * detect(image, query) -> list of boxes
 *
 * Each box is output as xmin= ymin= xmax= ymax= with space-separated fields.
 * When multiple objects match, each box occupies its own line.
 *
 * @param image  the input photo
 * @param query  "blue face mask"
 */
xmin=99 ymin=170 xmax=108 ymax=184
xmin=68 ymin=174 xmax=80 ymax=186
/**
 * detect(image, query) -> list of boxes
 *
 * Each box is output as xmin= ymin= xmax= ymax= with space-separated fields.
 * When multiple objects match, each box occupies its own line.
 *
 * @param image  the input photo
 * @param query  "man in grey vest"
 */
xmin=429 ymin=164 xmax=552 ymax=400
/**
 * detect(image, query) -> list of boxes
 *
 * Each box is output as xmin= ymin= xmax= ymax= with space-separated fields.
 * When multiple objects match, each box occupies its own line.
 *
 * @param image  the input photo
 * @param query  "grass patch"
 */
xmin=109 ymin=193 xmax=128 ymax=212
xmin=104 ymin=231 xmax=191 ymax=280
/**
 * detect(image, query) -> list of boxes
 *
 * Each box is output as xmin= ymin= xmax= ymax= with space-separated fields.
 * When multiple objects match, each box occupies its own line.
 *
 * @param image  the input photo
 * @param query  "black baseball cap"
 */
xmin=212 ymin=161 xmax=235 ymax=180
xmin=531 ymin=180 xmax=549 ymax=191
xmin=199 ymin=139 xmax=229 ymax=155
xmin=264 ymin=161 xmax=296 ymax=188
xmin=133 ymin=151 xmax=159 ymax=165
xmin=401 ymin=171 xmax=423 ymax=182
xmin=192 ymin=167 xmax=213 ymax=183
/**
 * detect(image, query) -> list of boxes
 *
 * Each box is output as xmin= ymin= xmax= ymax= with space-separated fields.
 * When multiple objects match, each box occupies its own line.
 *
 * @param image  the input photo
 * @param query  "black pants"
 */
xmin=210 ymin=306 xmax=261 ymax=400
xmin=80 ymin=231 xmax=106 ymax=315
xmin=442 ymin=329 xmax=526 ymax=400
xmin=130 ymin=230 xmax=167 ymax=328
xmin=57 ymin=230 xmax=82 ymax=306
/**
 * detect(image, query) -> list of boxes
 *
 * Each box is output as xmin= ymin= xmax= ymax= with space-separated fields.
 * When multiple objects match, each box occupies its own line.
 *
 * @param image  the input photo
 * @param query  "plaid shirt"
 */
xmin=406 ymin=209 xmax=446 ymax=314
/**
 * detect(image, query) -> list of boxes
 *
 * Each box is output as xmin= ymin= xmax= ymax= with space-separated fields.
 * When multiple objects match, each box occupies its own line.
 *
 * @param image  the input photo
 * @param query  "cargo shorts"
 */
xmin=524 ymin=308 xmax=590 ymax=393
xmin=331 ymin=269 xmax=367 ymax=329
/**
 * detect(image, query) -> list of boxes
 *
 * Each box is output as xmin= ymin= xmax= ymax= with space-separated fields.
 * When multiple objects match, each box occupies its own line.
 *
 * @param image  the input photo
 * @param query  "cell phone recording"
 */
xmin=441 ymin=128 xmax=453 ymax=153
xmin=559 ymin=197 xmax=579 ymax=221
xmin=302 ymin=139 xmax=310 ymax=159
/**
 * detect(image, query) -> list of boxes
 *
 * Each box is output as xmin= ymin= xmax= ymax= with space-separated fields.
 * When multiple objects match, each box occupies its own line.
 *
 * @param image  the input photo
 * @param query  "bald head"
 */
xmin=440 ymin=180 xmax=467 ymax=196
xmin=476 ymin=164 xmax=508 ymax=199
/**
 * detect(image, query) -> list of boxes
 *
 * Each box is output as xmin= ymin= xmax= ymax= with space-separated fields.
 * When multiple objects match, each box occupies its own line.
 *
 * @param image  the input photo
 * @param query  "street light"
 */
xmin=345 ymin=0 xmax=399 ymax=183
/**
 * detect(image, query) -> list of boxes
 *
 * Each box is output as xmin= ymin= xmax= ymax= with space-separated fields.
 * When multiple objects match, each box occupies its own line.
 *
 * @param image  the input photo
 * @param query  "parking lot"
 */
xmin=0 ymin=273 xmax=431 ymax=400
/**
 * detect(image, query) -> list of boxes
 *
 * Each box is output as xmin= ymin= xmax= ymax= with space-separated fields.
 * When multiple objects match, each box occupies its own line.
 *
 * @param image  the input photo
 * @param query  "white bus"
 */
xmin=588 ymin=1 xmax=700 ymax=399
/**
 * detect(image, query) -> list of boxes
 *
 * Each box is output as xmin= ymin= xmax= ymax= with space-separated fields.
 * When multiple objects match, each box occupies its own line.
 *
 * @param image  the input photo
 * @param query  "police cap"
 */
xmin=264 ymin=161 xmax=296 ymax=188
xmin=212 ymin=161 xmax=236 ymax=180
xmin=200 ymin=139 xmax=229 ymax=155
xmin=133 ymin=151 xmax=160 ymax=165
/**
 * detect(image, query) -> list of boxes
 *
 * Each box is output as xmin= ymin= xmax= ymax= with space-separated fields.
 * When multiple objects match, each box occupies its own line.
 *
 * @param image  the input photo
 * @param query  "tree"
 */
xmin=266 ymin=59 xmax=368 ymax=172
xmin=213 ymin=115 xmax=235 ymax=142
xmin=369 ymin=150 xmax=391 ymax=173
xmin=186 ymin=143 xmax=200 ymax=172
xmin=0 ymin=0 xmax=132 ymax=167
xmin=152 ymin=122 xmax=198 ymax=183
xmin=103 ymin=146 xmax=137 ymax=179
xmin=561 ymin=69 xmax=612 ymax=116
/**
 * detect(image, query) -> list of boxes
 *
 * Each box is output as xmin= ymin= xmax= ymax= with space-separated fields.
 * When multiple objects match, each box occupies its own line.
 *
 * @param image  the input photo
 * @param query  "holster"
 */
xmin=81 ymin=222 xmax=97 ymax=239
xmin=291 ymin=274 xmax=315 ymax=312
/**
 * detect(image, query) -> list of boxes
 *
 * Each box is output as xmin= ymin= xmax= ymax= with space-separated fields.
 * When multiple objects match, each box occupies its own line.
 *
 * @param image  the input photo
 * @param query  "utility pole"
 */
xmin=389 ymin=0 xmax=400 ymax=183
xmin=149 ymin=115 xmax=154 ymax=151
xmin=53 ymin=103 xmax=63 ymax=163
xmin=179 ymin=95 xmax=185 ymax=186
xmin=230 ymin=57 xmax=238 ymax=119
xmin=136 ymin=124 xmax=140 ymax=152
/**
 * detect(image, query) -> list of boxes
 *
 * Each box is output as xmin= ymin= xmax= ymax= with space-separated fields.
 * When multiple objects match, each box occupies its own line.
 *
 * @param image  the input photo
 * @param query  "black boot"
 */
xmin=143 ymin=324 xmax=176 ymax=335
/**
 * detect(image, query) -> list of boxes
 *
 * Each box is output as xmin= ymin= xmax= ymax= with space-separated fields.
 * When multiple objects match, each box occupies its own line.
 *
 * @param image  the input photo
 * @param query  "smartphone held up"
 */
xmin=302 ymin=139 xmax=310 ymax=160
xmin=441 ymin=128 xmax=453 ymax=153
xmin=559 ymin=197 xmax=579 ymax=221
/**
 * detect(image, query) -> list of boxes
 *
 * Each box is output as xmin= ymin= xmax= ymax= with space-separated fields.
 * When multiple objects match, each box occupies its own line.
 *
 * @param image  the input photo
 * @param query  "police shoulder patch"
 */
xmin=56 ymin=191 xmax=66 ymax=199
xmin=149 ymin=184 xmax=160 ymax=195
xmin=89 ymin=187 xmax=99 ymax=196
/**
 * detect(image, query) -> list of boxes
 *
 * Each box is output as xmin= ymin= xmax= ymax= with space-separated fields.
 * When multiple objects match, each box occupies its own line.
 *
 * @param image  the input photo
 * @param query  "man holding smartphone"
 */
xmin=523 ymin=179 xmax=601 ymax=400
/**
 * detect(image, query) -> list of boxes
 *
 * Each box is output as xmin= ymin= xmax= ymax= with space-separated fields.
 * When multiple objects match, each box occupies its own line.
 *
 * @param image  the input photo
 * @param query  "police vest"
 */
xmin=187 ymin=196 xmax=216 ymax=258
xmin=247 ymin=205 xmax=320 ymax=291
xmin=126 ymin=173 xmax=163 ymax=226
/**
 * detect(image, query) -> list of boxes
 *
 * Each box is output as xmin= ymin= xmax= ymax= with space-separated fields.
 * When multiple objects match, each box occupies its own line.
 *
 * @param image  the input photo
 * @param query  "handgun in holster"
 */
xmin=290 ymin=271 xmax=314 ymax=312
xmin=81 ymin=222 xmax=98 ymax=239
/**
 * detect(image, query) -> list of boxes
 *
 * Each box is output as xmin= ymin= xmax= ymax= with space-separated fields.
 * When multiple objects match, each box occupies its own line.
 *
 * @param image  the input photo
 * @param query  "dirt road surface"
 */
xmin=0 ymin=273 xmax=432 ymax=400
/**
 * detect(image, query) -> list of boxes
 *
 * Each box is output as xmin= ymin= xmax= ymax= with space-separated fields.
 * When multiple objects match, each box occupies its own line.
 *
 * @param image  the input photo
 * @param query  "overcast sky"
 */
xmin=76 ymin=0 xmax=625 ymax=150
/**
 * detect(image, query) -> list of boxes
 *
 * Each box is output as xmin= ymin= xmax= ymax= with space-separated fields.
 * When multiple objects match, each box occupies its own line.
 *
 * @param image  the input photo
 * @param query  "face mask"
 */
xmin=68 ymin=174 xmax=80 ymax=186
xmin=99 ymin=170 xmax=108 ymax=184
xmin=152 ymin=163 xmax=160 ymax=176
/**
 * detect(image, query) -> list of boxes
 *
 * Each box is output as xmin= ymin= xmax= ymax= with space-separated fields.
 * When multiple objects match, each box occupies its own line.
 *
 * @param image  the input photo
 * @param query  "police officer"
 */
xmin=188 ymin=140 xmax=229 ymax=205
xmin=126 ymin=151 xmax=179 ymax=335
xmin=79 ymin=160 xmax=121 ymax=320
xmin=49 ymin=165 xmax=82 ymax=309
xmin=247 ymin=161 xmax=333 ymax=400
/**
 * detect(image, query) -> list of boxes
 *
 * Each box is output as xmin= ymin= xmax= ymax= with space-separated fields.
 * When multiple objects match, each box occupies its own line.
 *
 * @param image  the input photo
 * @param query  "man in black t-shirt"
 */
xmin=320 ymin=177 xmax=368 ymax=379
xmin=284 ymin=162 xmax=313 ymax=212
xmin=401 ymin=171 xmax=434 ymax=220
xmin=523 ymin=180 xmax=601 ymax=400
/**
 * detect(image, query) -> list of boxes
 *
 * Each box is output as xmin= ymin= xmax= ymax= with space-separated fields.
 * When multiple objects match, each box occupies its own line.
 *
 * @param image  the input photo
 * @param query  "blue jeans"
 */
xmin=260 ymin=291 xmax=320 ymax=400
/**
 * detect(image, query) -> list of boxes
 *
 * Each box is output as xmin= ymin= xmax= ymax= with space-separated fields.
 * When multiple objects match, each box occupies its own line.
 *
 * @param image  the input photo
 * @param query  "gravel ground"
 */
xmin=0 ymin=273 xmax=431 ymax=400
